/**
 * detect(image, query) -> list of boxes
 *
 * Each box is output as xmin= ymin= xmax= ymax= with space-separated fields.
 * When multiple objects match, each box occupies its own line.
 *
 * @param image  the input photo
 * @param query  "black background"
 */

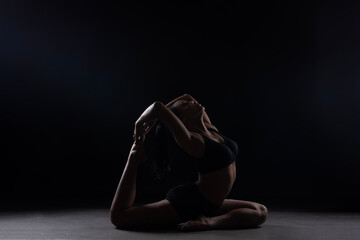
xmin=1 ymin=1 xmax=359 ymax=210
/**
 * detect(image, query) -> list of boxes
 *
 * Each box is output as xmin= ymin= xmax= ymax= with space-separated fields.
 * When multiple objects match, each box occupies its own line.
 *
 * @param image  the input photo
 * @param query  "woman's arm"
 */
xmin=134 ymin=101 xmax=204 ymax=157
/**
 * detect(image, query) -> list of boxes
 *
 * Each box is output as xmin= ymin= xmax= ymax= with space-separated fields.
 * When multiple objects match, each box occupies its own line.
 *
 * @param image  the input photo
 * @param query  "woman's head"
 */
xmin=169 ymin=100 xmax=205 ymax=123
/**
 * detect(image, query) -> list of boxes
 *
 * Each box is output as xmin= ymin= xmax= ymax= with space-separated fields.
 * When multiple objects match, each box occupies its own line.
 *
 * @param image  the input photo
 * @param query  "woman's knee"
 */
xmin=255 ymin=204 xmax=268 ymax=225
xmin=110 ymin=209 xmax=131 ymax=229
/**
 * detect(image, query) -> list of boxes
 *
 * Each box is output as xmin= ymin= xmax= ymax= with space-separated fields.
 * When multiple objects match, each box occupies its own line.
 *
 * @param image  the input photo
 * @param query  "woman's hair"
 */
xmin=144 ymin=104 xmax=180 ymax=180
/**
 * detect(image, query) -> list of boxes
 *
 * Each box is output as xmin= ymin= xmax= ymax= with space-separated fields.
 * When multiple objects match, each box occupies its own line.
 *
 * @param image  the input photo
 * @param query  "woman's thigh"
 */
xmin=114 ymin=199 xmax=180 ymax=229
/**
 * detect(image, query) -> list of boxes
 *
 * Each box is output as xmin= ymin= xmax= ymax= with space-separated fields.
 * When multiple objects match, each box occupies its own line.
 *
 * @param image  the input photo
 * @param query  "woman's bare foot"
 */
xmin=179 ymin=215 xmax=213 ymax=232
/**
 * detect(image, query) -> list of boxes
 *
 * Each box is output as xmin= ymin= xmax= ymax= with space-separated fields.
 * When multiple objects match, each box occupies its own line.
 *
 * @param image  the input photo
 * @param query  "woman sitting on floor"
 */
xmin=110 ymin=94 xmax=268 ymax=231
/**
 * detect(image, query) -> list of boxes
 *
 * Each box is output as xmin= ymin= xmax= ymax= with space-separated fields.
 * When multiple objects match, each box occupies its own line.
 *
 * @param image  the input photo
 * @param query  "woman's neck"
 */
xmin=184 ymin=117 xmax=209 ymax=135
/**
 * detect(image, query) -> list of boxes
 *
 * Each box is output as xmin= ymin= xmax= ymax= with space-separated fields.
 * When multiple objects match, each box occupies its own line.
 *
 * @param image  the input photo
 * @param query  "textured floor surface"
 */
xmin=0 ymin=208 xmax=360 ymax=240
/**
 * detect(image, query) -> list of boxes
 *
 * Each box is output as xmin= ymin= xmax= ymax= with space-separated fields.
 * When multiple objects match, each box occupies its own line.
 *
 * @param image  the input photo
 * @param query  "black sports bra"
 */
xmin=196 ymin=128 xmax=238 ymax=173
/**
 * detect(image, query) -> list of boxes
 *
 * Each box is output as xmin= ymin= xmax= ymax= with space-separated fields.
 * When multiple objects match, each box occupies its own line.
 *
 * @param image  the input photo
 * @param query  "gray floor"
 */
xmin=1 ymin=208 xmax=360 ymax=240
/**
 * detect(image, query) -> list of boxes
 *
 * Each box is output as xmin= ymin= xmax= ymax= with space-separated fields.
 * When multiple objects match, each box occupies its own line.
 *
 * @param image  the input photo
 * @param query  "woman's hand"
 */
xmin=134 ymin=101 xmax=161 ymax=143
xmin=133 ymin=120 xmax=156 ymax=143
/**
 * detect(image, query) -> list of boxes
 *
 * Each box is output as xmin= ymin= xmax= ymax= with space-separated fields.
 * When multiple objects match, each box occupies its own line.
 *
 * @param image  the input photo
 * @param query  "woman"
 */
xmin=110 ymin=94 xmax=268 ymax=231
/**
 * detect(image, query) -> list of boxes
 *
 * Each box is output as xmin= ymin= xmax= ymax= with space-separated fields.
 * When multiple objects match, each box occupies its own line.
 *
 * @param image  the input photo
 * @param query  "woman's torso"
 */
xmin=196 ymin=161 xmax=236 ymax=206
xmin=195 ymin=128 xmax=238 ymax=206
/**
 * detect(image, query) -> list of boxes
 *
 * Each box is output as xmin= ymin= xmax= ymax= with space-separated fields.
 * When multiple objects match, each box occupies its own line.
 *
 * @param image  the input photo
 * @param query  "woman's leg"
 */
xmin=110 ymin=142 xmax=180 ymax=229
xmin=179 ymin=199 xmax=268 ymax=231
xmin=110 ymin=143 xmax=140 ymax=214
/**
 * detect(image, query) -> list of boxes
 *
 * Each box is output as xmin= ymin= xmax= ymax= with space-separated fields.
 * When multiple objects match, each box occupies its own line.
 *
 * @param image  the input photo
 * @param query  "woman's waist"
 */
xmin=195 ymin=163 xmax=236 ymax=204
xmin=197 ymin=162 xmax=236 ymax=184
xmin=195 ymin=181 xmax=233 ymax=206
xmin=195 ymin=176 xmax=235 ymax=205
xmin=196 ymin=173 xmax=235 ymax=192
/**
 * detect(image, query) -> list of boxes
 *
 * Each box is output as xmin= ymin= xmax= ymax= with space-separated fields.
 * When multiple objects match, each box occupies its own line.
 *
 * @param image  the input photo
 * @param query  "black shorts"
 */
xmin=165 ymin=183 xmax=221 ymax=222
